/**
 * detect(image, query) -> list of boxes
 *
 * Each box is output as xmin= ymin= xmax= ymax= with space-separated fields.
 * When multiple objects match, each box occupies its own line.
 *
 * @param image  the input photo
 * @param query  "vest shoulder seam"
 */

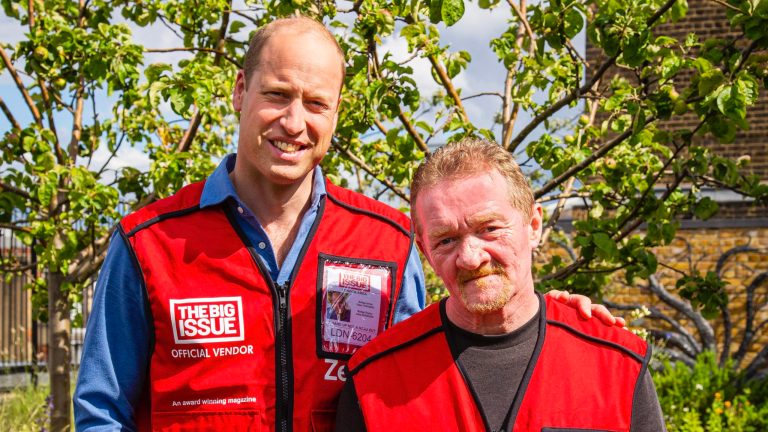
xmin=125 ymin=205 xmax=202 ymax=238
xmin=546 ymin=319 xmax=645 ymax=363
xmin=350 ymin=325 xmax=444 ymax=375
xmin=326 ymin=188 xmax=411 ymax=238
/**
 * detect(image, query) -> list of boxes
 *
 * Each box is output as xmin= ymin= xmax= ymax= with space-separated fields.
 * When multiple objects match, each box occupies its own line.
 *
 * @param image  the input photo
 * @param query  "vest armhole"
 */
xmin=350 ymin=325 xmax=444 ymax=376
xmin=632 ymin=343 xmax=653 ymax=402
xmin=117 ymin=224 xmax=156 ymax=355
xmin=546 ymin=319 xmax=646 ymax=363
xmin=124 ymin=205 xmax=201 ymax=238
xmin=326 ymin=191 xmax=412 ymax=238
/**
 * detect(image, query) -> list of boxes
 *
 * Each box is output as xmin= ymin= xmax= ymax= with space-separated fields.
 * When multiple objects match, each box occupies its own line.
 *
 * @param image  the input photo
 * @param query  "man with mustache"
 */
xmin=336 ymin=138 xmax=666 ymax=431
xmin=74 ymin=16 xmax=623 ymax=431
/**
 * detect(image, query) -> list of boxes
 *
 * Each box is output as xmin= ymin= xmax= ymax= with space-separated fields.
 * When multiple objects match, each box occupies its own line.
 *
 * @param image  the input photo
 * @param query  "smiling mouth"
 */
xmin=272 ymin=140 xmax=308 ymax=153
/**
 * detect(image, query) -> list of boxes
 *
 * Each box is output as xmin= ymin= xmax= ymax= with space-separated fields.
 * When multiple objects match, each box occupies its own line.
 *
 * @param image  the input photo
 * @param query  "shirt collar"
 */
xmin=200 ymin=153 xmax=327 ymax=210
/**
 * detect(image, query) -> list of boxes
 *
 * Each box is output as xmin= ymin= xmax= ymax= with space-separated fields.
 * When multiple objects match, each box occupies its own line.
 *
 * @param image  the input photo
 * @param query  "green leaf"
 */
xmin=697 ymin=69 xmax=724 ymax=96
xmin=229 ymin=20 xmax=246 ymax=34
xmin=563 ymin=9 xmax=584 ymax=39
xmin=429 ymin=0 xmax=443 ymax=24
xmin=670 ymin=0 xmax=688 ymax=21
xmin=593 ymin=232 xmax=619 ymax=260
xmin=441 ymin=0 xmax=465 ymax=26
xmin=693 ymin=197 xmax=719 ymax=220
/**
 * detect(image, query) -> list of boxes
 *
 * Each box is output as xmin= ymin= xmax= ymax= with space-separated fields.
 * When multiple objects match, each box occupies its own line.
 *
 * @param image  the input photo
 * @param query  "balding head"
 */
xmin=243 ymin=16 xmax=346 ymax=89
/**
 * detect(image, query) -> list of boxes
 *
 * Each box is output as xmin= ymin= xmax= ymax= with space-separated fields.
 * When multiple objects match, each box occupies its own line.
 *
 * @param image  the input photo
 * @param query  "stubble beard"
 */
xmin=457 ymin=264 xmax=513 ymax=314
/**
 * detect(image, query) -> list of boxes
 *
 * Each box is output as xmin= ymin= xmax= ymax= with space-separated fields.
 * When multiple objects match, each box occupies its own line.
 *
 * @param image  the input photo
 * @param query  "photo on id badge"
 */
xmin=317 ymin=254 xmax=395 ymax=358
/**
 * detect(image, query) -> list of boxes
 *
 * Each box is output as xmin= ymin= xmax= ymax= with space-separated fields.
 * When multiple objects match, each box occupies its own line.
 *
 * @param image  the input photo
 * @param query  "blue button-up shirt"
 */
xmin=74 ymin=154 xmax=426 ymax=430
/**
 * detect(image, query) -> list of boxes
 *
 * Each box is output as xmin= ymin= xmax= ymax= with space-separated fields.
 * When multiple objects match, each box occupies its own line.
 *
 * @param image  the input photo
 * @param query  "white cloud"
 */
xmin=89 ymin=143 xmax=151 ymax=181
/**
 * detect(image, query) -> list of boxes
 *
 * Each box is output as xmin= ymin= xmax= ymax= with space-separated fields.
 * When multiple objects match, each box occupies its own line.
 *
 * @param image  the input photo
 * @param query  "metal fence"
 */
xmin=0 ymin=228 xmax=93 ymax=374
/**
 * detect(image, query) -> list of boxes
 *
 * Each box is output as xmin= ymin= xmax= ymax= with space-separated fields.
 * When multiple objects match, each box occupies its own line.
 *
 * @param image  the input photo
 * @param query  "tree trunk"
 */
xmin=48 ymin=269 xmax=72 ymax=431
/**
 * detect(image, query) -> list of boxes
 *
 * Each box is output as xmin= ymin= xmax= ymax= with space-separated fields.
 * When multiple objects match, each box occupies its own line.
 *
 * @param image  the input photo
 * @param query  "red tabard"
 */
xmin=348 ymin=296 xmax=650 ymax=432
xmin=120 ymin=179 xmax=413 ymax=432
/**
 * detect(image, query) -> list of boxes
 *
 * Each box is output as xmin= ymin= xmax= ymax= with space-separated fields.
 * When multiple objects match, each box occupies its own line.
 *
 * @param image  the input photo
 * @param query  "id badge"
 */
xmin=317 ymin=254 xmax=395 ymax=358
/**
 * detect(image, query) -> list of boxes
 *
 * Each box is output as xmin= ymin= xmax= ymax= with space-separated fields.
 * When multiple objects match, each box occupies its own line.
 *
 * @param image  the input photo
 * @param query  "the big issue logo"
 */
xmin=169 ymin=297 xmax=254 ymax=358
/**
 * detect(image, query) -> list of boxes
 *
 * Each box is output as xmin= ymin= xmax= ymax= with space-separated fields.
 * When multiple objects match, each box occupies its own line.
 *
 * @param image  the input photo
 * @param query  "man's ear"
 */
xmin=529 ymin=203 xmax=544 ymax=248
xmin=232 ymin=70 xmax=246 ymax=112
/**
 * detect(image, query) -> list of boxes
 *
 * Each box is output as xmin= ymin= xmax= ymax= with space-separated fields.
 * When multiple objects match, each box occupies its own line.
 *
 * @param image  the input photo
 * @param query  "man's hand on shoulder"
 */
xmin=546 ymin=290 xmax=626 ymax=327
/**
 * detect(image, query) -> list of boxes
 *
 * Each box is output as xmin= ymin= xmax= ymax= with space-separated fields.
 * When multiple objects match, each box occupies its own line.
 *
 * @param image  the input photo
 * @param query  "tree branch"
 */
xmin=540 ymin=177 xmax=575 ymax=246
xmin=145 ymin=47 xmax=242 ymax=69
xmin=709 ymin=0 xmax=745 ymax=14
xmin=0 ymin=222 xmax=32 ymax=233
xmin=0 ymin=45 xmax=43 ymax=127
xmin=68 ymin=74 xmax=86 ymax=162
xmin=647 ymin=275 xmax=717 ymax=351
xmin=373 ymin=118 xmax=389 ymax=135
xmin=506 ymin=0 xmax=535 ymax=52
xmin=0 ymin=181 xmax=33 ymax=201
xmin=1 ymin=262 xmax=37 ymax=273
xmin=67 ymin=230 xmax=113 ymax=283
xmin=175 ymin=3 xmax=232 ymax=153
xmin=535 ymin=115 xmax=657 ymax=199
xmin=331 ymin=140 xmax=409 ymax=202
xmin=501 ymin=69 xmax=517 ymax=149
xmin=462 ymin=92 xmax=503 ymax=102
xmin=397 ymin=112 xmax=429 ymax=153
xmin=734 ymin=271 xmax=768 ymax=368
xmin=427 ymin=54 xmax=470 ymax=124
xmin=0 ymin=96 xmax=21 ymax=130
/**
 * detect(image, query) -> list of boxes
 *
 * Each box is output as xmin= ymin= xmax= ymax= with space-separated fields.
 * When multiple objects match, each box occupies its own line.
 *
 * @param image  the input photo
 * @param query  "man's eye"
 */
xmin=307 ymin=100 xmax=328 ymax=110
xmin=436 ymin=237 xmax=455 ymax=247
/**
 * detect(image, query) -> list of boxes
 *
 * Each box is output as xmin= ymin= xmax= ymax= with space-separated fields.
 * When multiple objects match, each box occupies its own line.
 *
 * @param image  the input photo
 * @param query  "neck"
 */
xmin=229 ymin=167 xmax=315 ymax=227
xmin=445 ymin=289 xmax=539 ymax=336
xmin=229 ymin=165 xmax=316 ymax=266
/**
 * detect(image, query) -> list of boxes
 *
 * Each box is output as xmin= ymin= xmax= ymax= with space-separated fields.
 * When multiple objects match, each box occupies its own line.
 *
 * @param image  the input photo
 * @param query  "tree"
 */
xmin=2 ymin=0 xmax=767 ymax=428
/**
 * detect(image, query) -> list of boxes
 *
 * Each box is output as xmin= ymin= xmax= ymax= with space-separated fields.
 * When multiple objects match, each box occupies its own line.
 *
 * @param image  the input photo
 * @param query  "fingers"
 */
xmin=546 ymin=290 xmax=626 ymax=327
xmin=547 ymin=289 xmax=570 ymax=304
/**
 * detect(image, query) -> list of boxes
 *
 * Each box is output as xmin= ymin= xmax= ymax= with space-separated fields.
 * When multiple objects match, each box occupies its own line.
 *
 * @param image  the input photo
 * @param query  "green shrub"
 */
xmin=653 ymin=351 xmax=768 ymax=431
xmin=0 ymin=385 xmax=50 ymax=431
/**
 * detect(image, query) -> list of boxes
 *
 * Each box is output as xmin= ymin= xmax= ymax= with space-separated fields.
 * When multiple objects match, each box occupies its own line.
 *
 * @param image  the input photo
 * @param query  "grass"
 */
xmin=0 ymin=384 xmax=50 ymax=431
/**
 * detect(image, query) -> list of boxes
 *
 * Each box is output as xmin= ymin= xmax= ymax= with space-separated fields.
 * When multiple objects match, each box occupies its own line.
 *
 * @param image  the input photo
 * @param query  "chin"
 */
xmin=269 ymin=167 xmax=313 ymax=185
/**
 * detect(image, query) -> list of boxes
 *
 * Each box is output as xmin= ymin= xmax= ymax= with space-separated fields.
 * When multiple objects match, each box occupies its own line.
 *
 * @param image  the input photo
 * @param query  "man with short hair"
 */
xmin=336 ymin=138 xmax=666 ymax=432
xmin=75 ymin=17 xmax=621 ymax=431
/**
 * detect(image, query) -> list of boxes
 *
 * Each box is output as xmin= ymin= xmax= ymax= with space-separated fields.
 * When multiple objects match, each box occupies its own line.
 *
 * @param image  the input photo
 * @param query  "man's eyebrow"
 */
xmin=427 ymin=226 xmax=453 ymax=240
xmin=468 ymin=212 xmax=503 ymax=226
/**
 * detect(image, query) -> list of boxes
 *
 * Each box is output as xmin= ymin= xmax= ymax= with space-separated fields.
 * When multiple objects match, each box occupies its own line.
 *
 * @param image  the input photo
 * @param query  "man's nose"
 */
xmin=455 ymin=237 xmax=489 ymax=270
xmin=281 ymin=99 xmax=306 ymax=135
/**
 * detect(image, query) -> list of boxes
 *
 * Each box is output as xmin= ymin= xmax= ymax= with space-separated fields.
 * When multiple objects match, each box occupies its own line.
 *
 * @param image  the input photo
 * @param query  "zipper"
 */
xmin=276 ymin=281 xmax=290 ymax=432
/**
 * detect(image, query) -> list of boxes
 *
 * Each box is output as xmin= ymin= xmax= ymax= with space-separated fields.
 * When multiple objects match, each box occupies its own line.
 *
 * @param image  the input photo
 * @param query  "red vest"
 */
xmin=120 ymin=179 xmax=413 ymax=432
xmin=349 ymin=295 xmax=650 ymax=432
